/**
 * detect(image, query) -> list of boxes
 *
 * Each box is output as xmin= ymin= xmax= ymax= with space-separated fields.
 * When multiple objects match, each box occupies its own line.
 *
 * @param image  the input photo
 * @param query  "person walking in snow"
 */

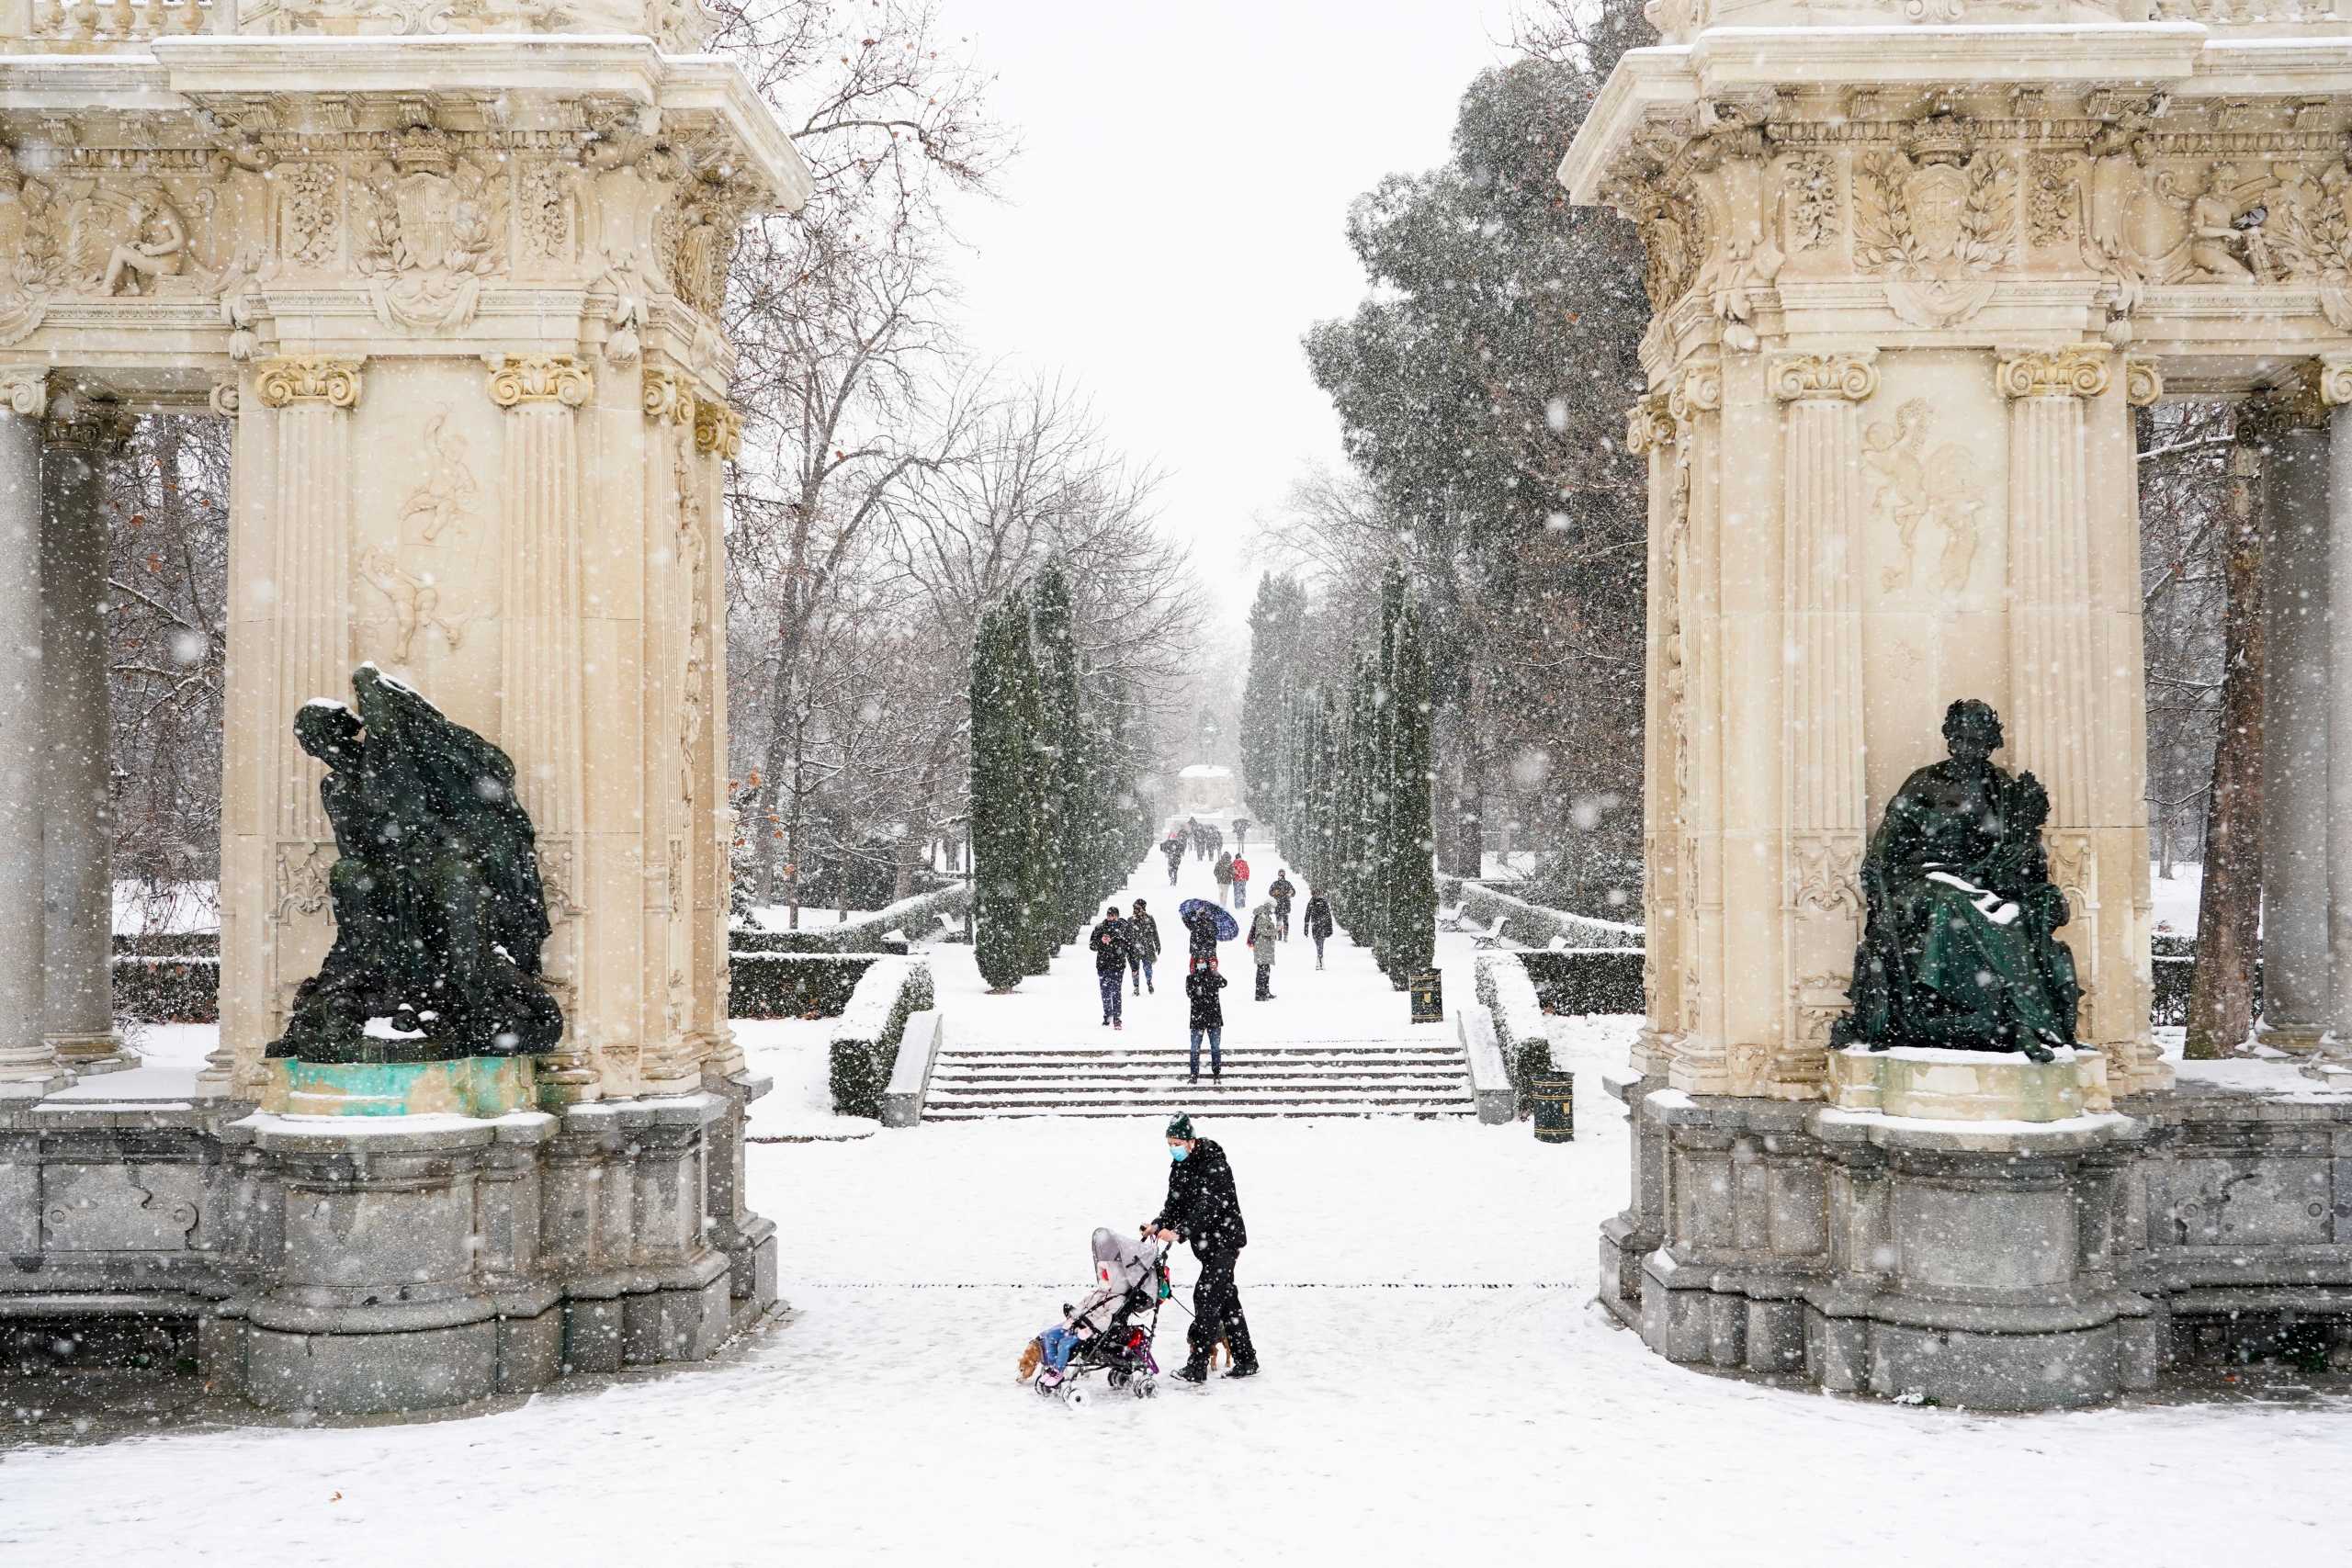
xmin=1233 ymin=817 xmax=1250 ymax=854
xmin=1230 ymin=852 xmax=1251 ymax=909
xmin=1160 ymin=833 xmax=1185 ymax=885
xmin=1213 ymin=850 xmax=1235 ymax=907
xmin=1183 ymin=955 xmax=1227 ymax=1082
xmin=1303 ymin=887 xmax=1334 ymax=969
xmin=1128 ymin=897 xmax=1161 ymax=996
xmin=1248 ymin=901 xmax=1278 ymax=1000
xmin=1151 ymin=1114 xmax=1257 ymax=1384
xmin=1268 ymin=870 xmax=1295 ymax=940
xmin=1091 ymin=905 xmax=1131 ymax=1030
xmin=1191 ymin=818 xmax=1209 ymax=862
xmin=1184 ymin=901 xmax=1219 ymax=964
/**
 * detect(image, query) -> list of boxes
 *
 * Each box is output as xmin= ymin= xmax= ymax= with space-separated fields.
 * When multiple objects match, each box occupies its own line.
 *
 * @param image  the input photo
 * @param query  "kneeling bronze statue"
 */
xmin=1831 ymin=699 xmax=2081 ymax=1063
xmin=269 ymin=665 xmax=565 ymax=1065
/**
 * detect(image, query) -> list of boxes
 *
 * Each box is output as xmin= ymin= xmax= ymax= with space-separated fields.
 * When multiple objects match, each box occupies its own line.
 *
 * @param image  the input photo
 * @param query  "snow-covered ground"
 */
xmin=8 ymin=843 xmax=2342 ymax=1565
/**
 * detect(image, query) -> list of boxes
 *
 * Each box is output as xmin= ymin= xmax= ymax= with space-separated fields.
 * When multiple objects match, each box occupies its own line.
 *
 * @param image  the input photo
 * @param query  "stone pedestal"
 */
xmin=1827 ymin=1044 xmax=2111 ymax=1122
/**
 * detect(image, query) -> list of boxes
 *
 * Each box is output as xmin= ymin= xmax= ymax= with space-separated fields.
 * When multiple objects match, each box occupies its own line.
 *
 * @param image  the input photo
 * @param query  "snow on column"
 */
xmin=40 ymin=396 xmax=131 ymax=1072
xmin=1627 ymin=391 xmax=1682 ymax=1079
xmin=2253 ymin=382 xmax=2334 ymax=1051
xmin=2000 ymin=346 xmax=2155 ymax=1089
xmin=0 ymin=369 xmax=66 ymax=1092
xmin=488 ymin=354 xmax=595 ymax=1105
xmin=1772 ymin=352 xmax=1877 ymax=1094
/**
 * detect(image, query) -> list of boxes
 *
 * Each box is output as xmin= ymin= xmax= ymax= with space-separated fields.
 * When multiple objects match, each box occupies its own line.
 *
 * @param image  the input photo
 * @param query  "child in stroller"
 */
xmin=1017 ymin=1227 xmax=1170 ymax=1404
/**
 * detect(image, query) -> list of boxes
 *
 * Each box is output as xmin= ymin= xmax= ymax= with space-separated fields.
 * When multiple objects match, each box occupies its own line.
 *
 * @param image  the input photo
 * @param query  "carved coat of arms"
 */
xmin=1854 ymin=128 xmax=2016 ymax=328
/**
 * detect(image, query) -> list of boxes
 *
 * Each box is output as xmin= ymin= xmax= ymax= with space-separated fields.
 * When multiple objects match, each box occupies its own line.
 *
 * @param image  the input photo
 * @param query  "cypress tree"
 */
xmin=1239 ymin=573 xmax=1285 ymax=812
xmin=1032 ymin=566 xmax=1088 ymax=939
xmin=1386 ymin=598 xmax=1438 ymax=984
xmin=1002 ymin=587 xmax=1058 ymax=976
xmin=970 ymin=602 xmax=1030 ymax=991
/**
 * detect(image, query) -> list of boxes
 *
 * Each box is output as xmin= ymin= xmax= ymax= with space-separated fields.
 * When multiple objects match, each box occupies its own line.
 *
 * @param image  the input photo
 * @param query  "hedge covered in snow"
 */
xmin=1437 ymin=874 xmax=1642 ymax=951
xmin=732 ymin=883 xmax=971 ymax=954
xmin=1474 ymin=953 xmax=1555 ymax=1114
xmin=828 ymin=956 xmax=936 ymax=1118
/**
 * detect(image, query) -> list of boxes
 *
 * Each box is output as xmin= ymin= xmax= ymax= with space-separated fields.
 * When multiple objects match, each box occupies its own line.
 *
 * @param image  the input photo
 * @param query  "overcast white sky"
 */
xmin=940 ymin=1 xmax=1519 ymax=624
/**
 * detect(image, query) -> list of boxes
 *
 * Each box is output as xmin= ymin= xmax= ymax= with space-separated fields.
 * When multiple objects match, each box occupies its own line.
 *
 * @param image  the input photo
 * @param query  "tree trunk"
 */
xmin=2184 ymin=434 xmax=2265 ymax=1059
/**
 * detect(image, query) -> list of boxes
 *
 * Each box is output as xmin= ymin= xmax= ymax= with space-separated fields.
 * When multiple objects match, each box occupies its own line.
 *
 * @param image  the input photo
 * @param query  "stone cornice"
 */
xmin=254 ymin=355 xmax=363 ymax=409
xmin=1770 ymin=352 xmax=1878 ymax=403
xmin=1996 ymin=347 xmax=2110 ymax=400
xmin=486 ymin=353 xmax=594 ymax=410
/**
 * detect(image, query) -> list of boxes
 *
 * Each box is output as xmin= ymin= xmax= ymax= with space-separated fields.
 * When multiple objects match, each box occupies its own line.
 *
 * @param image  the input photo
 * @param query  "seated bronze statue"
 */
xmin=270 ymin=665 xmax=565 ymax=1065
xmin=1830 ymin=699 xmax=2081 ymax=1064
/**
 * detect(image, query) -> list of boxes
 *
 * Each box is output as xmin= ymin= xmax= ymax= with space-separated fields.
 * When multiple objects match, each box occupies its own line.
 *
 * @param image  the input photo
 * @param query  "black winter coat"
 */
xmin=1161 ymin=838 xmax=1185 ymax=864
xmin=1129 ymin=912 xmax=1162 ymax=960
xmin=1185 ymin=909 xmax=1218 ymax=960
xmin=1303 ymin=894 xmax=1334 ymax=939
xmin=1154 ymin=1136 xmax=1247 ymax=1257
xmin=1184 ymin=965 xmax=1227 ymax=1030
xmin=1268 ymin=876 xmax=1295 ymax=907
xmin=1091 ymin=917 xmax=1130 ymax=975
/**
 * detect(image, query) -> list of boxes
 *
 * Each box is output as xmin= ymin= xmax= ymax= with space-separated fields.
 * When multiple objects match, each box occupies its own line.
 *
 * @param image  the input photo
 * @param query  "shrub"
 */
xmin=828 ymin=957 xmax=935 ymax=1118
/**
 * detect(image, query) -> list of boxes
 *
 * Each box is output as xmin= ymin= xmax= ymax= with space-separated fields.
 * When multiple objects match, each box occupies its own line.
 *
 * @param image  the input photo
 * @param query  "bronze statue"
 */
xmin=1831 ymin=699 xmax=2081 ymax=1063
xmin=268 ymin=665 xmax=565 ymax=1064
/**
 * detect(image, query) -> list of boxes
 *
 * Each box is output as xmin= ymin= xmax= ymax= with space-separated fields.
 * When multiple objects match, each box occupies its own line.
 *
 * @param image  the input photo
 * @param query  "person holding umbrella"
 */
xmin=1179 ymin=896 xmax=1238 ymax=964
xmin=1160 ymin=833 xmax=1185 ymax=885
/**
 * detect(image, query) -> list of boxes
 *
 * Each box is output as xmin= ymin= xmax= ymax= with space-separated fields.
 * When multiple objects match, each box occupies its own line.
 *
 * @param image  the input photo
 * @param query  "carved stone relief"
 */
xmin=1853 ymin=120 xmax=2016 ymax=328
xmin=1863 ymin=399 xmax=1988 ymax=593
xmin=351 ymin=130 xmax=511 ymax=330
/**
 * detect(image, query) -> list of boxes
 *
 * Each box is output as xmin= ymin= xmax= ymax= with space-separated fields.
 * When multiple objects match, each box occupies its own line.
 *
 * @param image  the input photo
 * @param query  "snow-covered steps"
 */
xmin=920 ymin=1040 xmax=1476 ymax=1120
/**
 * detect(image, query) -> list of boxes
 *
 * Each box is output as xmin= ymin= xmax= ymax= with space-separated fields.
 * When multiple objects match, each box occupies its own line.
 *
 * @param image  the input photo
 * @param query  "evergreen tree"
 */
xmin=969 ymin=602 xmax=1032 ymax=991
xmin=1386 ymin=598 xmax=1438 ymax=983
xmin=1369 ymin=561 xmax=1408 ymax=972
xmin=1000 ymin=587 xmax=1057 ymax=976
xmin=1239 ymin=573 xmax=1288 ymax=813
xmin=1032 ymin=566 xmax=1088 ymax=940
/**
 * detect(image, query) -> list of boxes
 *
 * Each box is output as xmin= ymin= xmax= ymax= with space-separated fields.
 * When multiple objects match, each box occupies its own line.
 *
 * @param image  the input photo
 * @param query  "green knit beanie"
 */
xmin=1165 ymin=1113 xmax=1193 ymax=1141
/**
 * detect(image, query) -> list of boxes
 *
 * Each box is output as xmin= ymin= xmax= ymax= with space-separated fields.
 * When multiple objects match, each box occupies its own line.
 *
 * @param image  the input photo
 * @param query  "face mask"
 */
xmin=1169 ymin=1145 xmax=1188 ymax=1162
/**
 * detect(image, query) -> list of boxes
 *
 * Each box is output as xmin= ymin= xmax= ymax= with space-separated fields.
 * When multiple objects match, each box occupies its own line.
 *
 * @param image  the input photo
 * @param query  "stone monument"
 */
xmin=0 ymin=5 xmax=810 ymax=1413
xmin=1568 ymin=5 xmax=2352 ymax=1407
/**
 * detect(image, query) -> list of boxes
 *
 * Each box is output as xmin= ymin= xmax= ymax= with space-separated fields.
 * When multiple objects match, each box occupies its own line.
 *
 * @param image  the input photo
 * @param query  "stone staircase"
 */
xmin=919 ymin=1038 xmax=1476 ymax=1120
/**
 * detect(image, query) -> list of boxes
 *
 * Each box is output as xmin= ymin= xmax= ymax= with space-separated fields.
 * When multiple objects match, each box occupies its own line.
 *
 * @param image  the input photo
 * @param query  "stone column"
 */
xmin=2252 ymin=388 xmax=2332 ymax=1051
xmin=1626 ymin=389 xmax=1681 ymax=1080
xmin=1666 ymin=362 xmax=1731 ymax=1094
xmin=205 ymin=356 xmax=362 ymax=1099
xmin=689 ymin=397 xmax=743 ymax=1080
xmin=0 ymin=368 xmax=67 ymax=1095
xmin=40 ymin=396 xmax=134 ymax=1073
xmin=1771 ymin=352 xmax=1878 ymax=1092
xmin=1998 ymin=347 xmax=2157 ymax=1088
xmin=486 ymin=354 xmax=596 ymax=1106
xmin=2321 ymin=358 xmax=2352 ymax=1052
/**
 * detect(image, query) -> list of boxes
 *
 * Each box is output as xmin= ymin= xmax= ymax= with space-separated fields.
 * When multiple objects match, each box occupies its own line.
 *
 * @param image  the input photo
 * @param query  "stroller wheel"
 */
xmin=1132 ymin=1375 xmax=1157 ymax=1399
xmin=1106 ymin=1369 xmax=1130 ymax=1392
xmin=1063 ymin=1385 xmax=1089 ymax=1409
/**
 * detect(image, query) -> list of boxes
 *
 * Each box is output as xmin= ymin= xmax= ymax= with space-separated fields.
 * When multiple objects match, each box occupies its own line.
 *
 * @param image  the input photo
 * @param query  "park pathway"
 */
xmin=923 ymin=813 xmax=1476 ymax=1119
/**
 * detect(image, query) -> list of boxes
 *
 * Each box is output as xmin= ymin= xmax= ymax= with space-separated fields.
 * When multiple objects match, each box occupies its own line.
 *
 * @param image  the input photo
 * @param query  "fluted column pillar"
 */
xmin=205 ymin=356 xmax=362 ymax=1100
xmin=2250 ymin=380 xmax=2332 ymax=1051
xmin=1665 ymin=362 xmax=1730 ymax=1094
xmin=0 ymin=369 xmax=67 ymax=1095
xmin=1627 ymin=389 xmax=1681 ymax=1081
xmin=487 ymin=354 xmax=596 ymax=1106
xmin=1771 ymin=352 xmax=1878 ymax=1093
xmin=40 ymin=397 xmax=134 ymax=1073
xmin=1998 ymin=345 xmax=2157 ymax=1089
xmin=689 ymin=395 xmax=743 ymax=1080
xmin=2318 ymin=357 xmax=2352 ymax=1057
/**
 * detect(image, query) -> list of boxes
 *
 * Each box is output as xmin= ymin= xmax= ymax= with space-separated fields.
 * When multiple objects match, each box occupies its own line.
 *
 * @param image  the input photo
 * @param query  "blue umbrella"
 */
xmin=1177 ymin=898 xmax=1239 ymax=942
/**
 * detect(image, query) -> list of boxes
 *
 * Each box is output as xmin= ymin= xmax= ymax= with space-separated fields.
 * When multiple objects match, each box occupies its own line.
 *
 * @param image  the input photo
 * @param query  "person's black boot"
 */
xmin=1226 ymin=1359 xmax=1261 ymax=1379
xmin=1175 ymin=1361 xmax=1209 ymax=1384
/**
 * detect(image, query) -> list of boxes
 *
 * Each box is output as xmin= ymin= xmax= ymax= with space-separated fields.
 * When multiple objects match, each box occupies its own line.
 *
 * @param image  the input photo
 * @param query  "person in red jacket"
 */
xmin=1229 ymin=853 xmax=1250 ymax=909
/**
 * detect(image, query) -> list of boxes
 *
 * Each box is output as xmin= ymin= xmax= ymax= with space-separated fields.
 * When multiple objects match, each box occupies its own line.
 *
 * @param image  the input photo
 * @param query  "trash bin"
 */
xmin=1409 ymin=971 xmax=1443 ymax=1024
xmin=1530 ymin=1071 xmax=1575 ymax=1142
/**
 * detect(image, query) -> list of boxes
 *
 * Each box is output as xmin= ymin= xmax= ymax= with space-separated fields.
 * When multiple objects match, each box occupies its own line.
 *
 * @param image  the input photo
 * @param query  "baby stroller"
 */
xmin=1030 ymin=1228 xmax=1170 ymax=1406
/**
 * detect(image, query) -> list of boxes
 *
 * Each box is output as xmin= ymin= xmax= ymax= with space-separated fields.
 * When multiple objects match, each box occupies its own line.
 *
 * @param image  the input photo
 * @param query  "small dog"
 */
xmin=1017 ymin=1337 xmax=1044 ymax=1382
xmin=1209 ymin=1337 xmax=1232 ymax=1371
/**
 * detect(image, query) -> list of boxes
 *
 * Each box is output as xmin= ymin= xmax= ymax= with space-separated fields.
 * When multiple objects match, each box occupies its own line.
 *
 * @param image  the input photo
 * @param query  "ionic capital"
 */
xmin=642 ymin=368 xmax=697 ymax=427
xmin=693 ymin=398 xmax=743 ymax=459
xmin=1995 ymin=347 xmax=2110 ymax=400
xmin=1770 ymin=352 xmax=1879 ymax=404
xmin=0 ymin=367 xmax=51 ymax=420
xmin=209 ymin=380 xmax=241 ymax=418
xmin=1625 ymin=392 xmax=1676 ymax=455
xmin=1668 ymin=364 xmax=1722 ymax=425
xmin=2317 ymin=355 xmax=2352 ymax=409
xmin=486 ymin=354 xmax=594 ymax=411
xmin=255 ymin=356 xmax=365 ymax=411
xmin=2123 ymin=360 xmax=2163 ymax=408
xmin=41 ymin=396 xmax=133 ymax=456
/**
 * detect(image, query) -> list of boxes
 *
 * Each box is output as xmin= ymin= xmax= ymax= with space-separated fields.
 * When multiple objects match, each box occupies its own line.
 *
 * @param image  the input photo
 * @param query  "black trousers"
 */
xmin=1187 ymin=1248 xmax=1256 ymax=1371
